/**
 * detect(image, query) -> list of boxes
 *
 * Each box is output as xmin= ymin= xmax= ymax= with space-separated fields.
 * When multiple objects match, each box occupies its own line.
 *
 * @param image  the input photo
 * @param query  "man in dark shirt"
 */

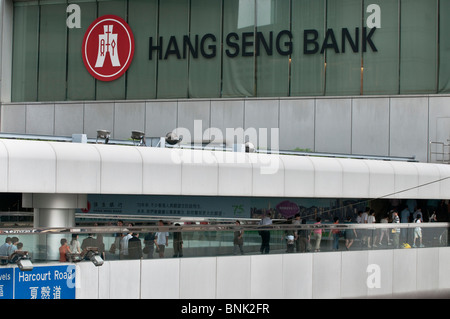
xmin=81 ymin=234 xmax=98 ymax=260
xmin=81 ymin=234 xmax=97 ymax=251
xmin=128 ymin=233 xmax=143 ymax=259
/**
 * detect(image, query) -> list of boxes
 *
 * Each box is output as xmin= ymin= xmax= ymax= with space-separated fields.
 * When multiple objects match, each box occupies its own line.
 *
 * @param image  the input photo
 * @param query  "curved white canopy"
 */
xmin=0 ymin=139 xmax=450 ymax=199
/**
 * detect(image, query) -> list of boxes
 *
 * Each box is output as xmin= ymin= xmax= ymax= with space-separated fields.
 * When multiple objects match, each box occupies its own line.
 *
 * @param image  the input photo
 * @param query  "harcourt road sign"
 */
xmin=13 ymin=265 xmax=76 ymax=299
xmin=0 ymin=268 xmax=14 ymax=299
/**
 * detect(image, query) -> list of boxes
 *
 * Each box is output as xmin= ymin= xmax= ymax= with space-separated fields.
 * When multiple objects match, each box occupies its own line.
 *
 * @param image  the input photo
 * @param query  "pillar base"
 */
xmin=22 ymin=193 xmax=87 ymax=261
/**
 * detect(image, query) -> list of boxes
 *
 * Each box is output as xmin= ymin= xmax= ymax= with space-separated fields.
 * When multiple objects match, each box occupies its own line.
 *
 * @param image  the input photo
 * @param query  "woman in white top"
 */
xmin=367 ymin=210 xmax=377 ymax=248
xmin=378 ymin=213 xmax=390 ymax=246
xmin=413 ymin=213 xmax=424 ymax=248
xmin=70 ymin=234 xmax=81 ymax=254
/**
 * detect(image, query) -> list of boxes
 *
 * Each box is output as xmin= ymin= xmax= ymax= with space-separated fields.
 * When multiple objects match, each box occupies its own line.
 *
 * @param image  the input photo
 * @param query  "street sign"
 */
xmin=13 ymin=265 xmax=76 ymax=299
xmin=0 ymin=268 xmax=14 ymax=299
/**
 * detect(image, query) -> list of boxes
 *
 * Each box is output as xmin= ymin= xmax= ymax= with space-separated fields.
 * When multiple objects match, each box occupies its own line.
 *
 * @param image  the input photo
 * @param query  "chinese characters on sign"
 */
xmin=0 ymin=268 xmax=13 ymax=299
xmin=0 ymin=265 xmax=76 ymax=299
xmin=82 ymin=195 xmax=249 ymax=219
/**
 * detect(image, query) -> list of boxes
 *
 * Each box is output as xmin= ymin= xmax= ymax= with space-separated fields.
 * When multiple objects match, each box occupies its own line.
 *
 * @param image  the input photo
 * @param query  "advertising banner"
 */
xmin=78 ymin=194 xmax=365 ymax=222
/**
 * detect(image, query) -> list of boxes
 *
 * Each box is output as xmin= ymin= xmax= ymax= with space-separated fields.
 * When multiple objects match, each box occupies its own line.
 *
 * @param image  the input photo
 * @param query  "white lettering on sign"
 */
xmin=366 ymin=4 xmax=381 ymax=28
xmin=66 ymin=4 xmax=81 ymax=29
xmin=18 ymin=269 xmax=74 ymax=283
xmin=18 ymin=270 xmax=52 ymax=282
xmin=95 ymin=25 xmax=121 ymax=68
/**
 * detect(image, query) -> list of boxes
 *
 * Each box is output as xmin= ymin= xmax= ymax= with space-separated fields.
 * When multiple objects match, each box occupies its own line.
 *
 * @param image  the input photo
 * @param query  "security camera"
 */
xmin=165 ymin=132 xmax=183 ymax=145
xmin=245 ymin=142 xmax=255 ymax=153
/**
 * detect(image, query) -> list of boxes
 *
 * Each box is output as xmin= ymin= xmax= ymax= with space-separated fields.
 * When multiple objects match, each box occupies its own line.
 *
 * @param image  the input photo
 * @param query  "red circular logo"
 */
xmin=81 ymin=201 xmax=91 ymax=213
xmin=82 ymin=15 xmax=135 ymax=81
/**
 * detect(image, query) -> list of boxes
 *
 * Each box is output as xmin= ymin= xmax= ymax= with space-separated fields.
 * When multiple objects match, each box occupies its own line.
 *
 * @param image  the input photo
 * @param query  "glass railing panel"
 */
xmin=0 ymin=222 xmax=447 ymax=267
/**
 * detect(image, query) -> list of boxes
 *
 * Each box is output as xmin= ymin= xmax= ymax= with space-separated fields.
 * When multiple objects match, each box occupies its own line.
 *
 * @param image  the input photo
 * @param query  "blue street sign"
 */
xmin=0 ymin=268 xmax=14 ymax=299
xmin=14 ymin=265 xmax=76 ymax=299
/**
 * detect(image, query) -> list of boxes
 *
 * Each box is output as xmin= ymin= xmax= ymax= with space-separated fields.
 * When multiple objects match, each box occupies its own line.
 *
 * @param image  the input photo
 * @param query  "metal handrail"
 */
xmin=0 ymin=132 xmax=417 ymax=162
xmin=0 ymin=222 xmax=447 ymax=235
xmin=429 ymin=141 xmax=450 ymax=164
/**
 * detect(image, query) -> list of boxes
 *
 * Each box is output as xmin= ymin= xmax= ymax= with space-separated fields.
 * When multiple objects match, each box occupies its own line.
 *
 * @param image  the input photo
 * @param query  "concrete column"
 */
xmin=22 ymin=193 xmax=87 ymax=261
xmin=22 ymin=193 xmax=87 ymax=227
xmin=34 ymin=208 xmax=76 ymax=228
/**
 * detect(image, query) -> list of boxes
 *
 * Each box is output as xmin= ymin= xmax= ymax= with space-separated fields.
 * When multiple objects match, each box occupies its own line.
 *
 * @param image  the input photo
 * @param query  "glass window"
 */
xmin=188 ymin=0 xmax=222 ymax=98
xmin=222 ymin=0 xmax=256 ymax=97
xmin=126 ymin=0 xmax=158 ymax=100
xmin=325 ymin=0 xmax=362 ymax=96
xmin=9 ymin=0 xmax=447 ymax=101
xmin=11 ymin=2 xmax=39 ymax=102
xmin=38 ymin=2 xmax=68 ymax=101
xmin=95 ymin=0 xmax=128 ymax=100
xmin=256 ymin=0 xmax=290 ymax=97
xmin=156 ymin=0 xmax=189 ymax=98
xmin=67 ymin=1 xmax=97 ymax=101
xmin=362 ymin=0 xmax=399 ymax=95
xmin=400 ymin=0 xmax=438 ymax=94
xmin=291 ymin=0 xmax=326 ymax=96
xmin=438 ymin=0 xmax=450 ymax=93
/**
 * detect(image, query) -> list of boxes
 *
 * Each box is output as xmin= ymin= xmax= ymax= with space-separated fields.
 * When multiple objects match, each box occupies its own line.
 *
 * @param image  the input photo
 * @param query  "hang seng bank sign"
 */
xmin=148 ymin=26 xmax=377 ymax=60
xmin=78 ymin=5 xmax=381 ymax=81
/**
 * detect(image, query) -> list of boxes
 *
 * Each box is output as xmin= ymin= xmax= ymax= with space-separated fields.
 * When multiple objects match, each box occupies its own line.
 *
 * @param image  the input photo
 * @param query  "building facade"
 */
xmin=0 ymin=0 xmax=449 ymax=162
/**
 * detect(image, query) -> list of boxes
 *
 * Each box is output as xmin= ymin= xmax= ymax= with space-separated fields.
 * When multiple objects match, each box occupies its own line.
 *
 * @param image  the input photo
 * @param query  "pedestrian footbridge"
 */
xmin=0 ymin=222 xmax=449 ymax=299
xmin=0 ymin=138 xmax=449 ymax=299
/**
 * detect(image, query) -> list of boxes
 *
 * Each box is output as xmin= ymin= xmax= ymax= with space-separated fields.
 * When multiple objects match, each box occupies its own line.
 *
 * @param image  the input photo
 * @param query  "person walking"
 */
xmin=155 ymin=220 xmax=169 ymax=258
xmin=313 ymin=217 xmax=323 ymax=252
xmin=259 ymin=212 xmax=272 ymax=254
xmin=233 ymin=220 xmax=244 ymax=255
xmin=391 ymin=210 xmax=401 ymax=249
xmin=173 ymin=223 xmax=184 ymax=257
xmin=331 ymin=217 xmax=340 ymax=251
